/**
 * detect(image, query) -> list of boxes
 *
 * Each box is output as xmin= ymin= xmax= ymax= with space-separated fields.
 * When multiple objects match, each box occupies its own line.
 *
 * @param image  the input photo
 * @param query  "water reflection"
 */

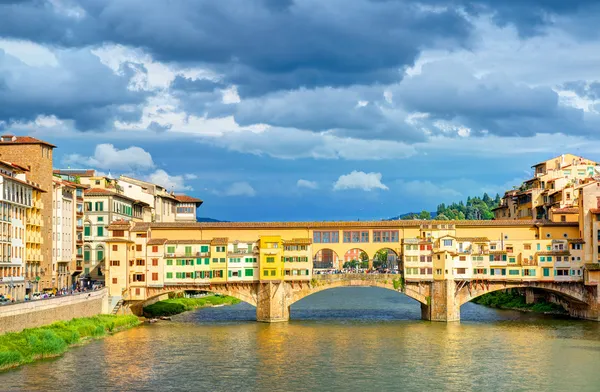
xmin=2 ymin=287 xmax=600 ymax=392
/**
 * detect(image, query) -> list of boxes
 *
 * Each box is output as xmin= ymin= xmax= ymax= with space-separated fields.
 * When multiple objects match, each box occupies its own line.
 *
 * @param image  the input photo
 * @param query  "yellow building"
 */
xmin=259 ymin=236 xmax=283 ymax=281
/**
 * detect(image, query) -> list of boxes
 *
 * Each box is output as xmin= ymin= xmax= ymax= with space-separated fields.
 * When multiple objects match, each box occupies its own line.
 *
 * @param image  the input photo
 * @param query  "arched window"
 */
xmin=83 ymin=245 xmax=91 ymax=263
xmin=96 ymin=245 xmax=105 ymax=263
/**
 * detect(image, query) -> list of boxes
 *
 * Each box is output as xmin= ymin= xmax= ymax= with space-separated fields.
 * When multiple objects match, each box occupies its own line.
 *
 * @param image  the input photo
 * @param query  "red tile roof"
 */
xmin=0 ymin=135 xmax=56 ymax=148
xmin=84 ymin=188 xmax=137 ymax=201
xmin=174 ymin=194 xmax=203 ymax=204
xmin=552 ymin=207 xmax=579 ymax=214
xmin=53 ymin=169 xmax=96 ymax=177
xmin=590 ymin=209 xmax=600 ymax=214
xmin=0 ymin=160 xmax=29 ymax=172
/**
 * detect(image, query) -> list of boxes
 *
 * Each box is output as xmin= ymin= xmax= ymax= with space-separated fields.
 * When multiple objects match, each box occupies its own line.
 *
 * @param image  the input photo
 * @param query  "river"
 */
xmin=2 ymin=287 xmax=600 ymax=391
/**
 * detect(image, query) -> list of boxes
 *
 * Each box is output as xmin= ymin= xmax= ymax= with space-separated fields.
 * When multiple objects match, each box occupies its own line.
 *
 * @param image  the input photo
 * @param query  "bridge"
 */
xmin=134 ymin=274 xmax=600 ymax=322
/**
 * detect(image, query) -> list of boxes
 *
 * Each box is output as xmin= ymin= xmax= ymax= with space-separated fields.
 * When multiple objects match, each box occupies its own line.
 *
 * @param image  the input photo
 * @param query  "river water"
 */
xmin=2 ymin=287 xmax=600 ymax=392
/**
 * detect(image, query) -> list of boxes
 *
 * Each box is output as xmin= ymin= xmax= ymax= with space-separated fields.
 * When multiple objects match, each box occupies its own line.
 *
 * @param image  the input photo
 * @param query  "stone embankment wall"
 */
xmin=0 ymin=289 xmax=109 ymax=334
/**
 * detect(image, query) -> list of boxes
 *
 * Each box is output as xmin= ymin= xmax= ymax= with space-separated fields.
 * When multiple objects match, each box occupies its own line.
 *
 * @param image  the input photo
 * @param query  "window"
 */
xmin=263 ymin=270 xmax=268 ymax=277
xmin=136 ymin=233 xmax=147 ymax=238
xmin=152 ymin=246 xmax=158 ymax=253
xmin=152 ymin=259 xmax=158 ymax=266
xmin=561 ymin=215 xmax=566 ymax=222
xmin=97 ymin=226 xmax=104 ymax=236
xmin=313 ymin=231 xmax=339 ymax=243
xmin=166 ymin=259 xmax=173 ymax=266
xmin=136 ymin=259 xmax=145 ymax=266
xmin=270 ymin=270 xmax=276 ymax=276
xmin=572 ymin=243 xmax=582 ymax=250
xmin=132 ymin=274 xmax=145 ymax=282
xmin=95 ymin=201 xmax=104 ymax=211
xmin=266 ymin=257 xmax=275 ymax=263
xmin=509 ymin=270 xmax=520 ymax=275
xmin=343 ymin=231 xmax=369 ymax=243
xmin=84 ymin=225 xmax=91 ymax=236
xmin=373 ymin=230 xmax=399 ymax=243
xmin=456 ymin=268 xmax=466 ymax=274
xmin=543 ymin=268 xmax=551 ymax=277
xmin=113 ymin=230 xmax=124 ymax=237
xmin=524 ymin=244 xmax=531 ymax=250
xmin=167 ymin=246 xmax=175 ymax=254
xmin=245 ymin=269 xmax=254 ymax=277
xmin=112 ymin=278 xmax=117 ymax=284
xmin=443 ymin=239 xmax=452 ymax=247
xmin=136 ymin=244 xmax=142 ymax=251
xmin=110 ymin=260 xmax=120 ymax=266
xmin=166 ymin=272 xmax=173 ymax=279
xmin=201 ymin=245 xmax=209 ymax=253
xmin=185 ymin=246 xmax=192 ymax=255
xmin=152 ymin=273 xmax=158 ymax=281
xmin=506 ymin=246 xmax=513 ymax=253
xmin=112 ymin=245 xmax=118 ymax=251
xmin=98 ymin=217 xmax=104 ymax=222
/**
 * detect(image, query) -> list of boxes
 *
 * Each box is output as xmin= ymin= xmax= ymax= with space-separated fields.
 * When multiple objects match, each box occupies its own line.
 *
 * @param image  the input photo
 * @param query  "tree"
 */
xmin=435 ymin=213 xmax=449 ymax=220
xmin=483 ymin=192 xmax=491 ymax=204
xmin=419 ymin=210 xmax=431 ymax=220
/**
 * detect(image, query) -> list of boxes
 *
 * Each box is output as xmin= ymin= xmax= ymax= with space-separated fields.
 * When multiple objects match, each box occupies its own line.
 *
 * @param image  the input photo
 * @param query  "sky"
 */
xmin=2 ymin=0 xmax=600 ymax=221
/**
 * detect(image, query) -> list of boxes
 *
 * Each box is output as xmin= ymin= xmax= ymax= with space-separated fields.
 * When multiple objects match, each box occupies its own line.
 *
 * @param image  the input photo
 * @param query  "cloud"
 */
xmin=395 ymin=179 xmax=461 ymax=199
xmin=64 ymin=143 xmax=154 ymax=171
xmin=333 ymin=171 xmax=388 ymax=191
xmin=145 ymin=169 xmax=193 ymax=191
xmin=297 ymin=179 xmax=318 ymax=189
xmin=223 ymin=182 xmax=256 ymax=197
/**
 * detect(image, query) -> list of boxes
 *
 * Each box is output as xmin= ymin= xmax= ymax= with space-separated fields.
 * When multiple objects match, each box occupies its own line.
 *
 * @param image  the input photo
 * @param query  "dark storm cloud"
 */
xmin=0 ymin=49 xmax=148 ymax=130
xmin=171 ymin=76 xmax=226 ymax=93
xmin=0 ymin=0 xmax=473 ymax=94
xmin=395 ymin=61 xmax=590 ymax=137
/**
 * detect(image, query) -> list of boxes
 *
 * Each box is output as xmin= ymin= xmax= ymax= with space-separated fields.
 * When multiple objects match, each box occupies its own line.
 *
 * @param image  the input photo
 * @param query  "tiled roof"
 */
xmin=164 ymin=239 xmax=211 ymax=244
xmin=456 ymin=237 xmax=490 ymax=242
xmin=107 ymin=220 xmax=131 ymax=230
xmin=535 ymin=251 xmax=570 ymax=256
xmin=283 ymin=238 xmax=312 ymax=245
xmin=84 ymin=188 xmax=137 ymax=201
xmin=104 ymin=238 xmax=134 ymax=243
xmin=552 ymin=207 xmax=578 ymax=214
xmin=567 ymin=238 xmax=585 ymax=243
xmin=585 ymin=263 xmax=600 ymax=271
xmin=147 ymin=238 xmax=168 ymax=245
xmin=0 ymin=135 xmax=56 ymax=148
xmin=489 ymin=250 xmax=508 ymax=254
xmin=130 ymin=223 xmax=150 ymax=232
xmin=0 ymin=172 xmax=46 ymax=192
xmin=174 ymin=194 xmax=203 ymax=204
xmin=590 ymin=208 xmax=600 ymax=214
xmin=0 ymin=159 xmax=29 ymax=172
xmin=53 ymin=169 xmax=96 ymax=177
xmin=210 ymin=237 xmax=228 ymax=245
xmin=145 ymin=219 xmax=575 ymax=229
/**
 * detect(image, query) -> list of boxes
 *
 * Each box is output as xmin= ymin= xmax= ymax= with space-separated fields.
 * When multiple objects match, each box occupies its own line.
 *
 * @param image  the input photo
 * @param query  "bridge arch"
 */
xmin=457 ymin=281 xmax=588 ymax=308
xmin=313 ymin=248 xmax=341 ymax=269
xmin=373 ymin=248 xmax=399 ymax=270
xmin=341 ymin=248 xmax=370 ymax=269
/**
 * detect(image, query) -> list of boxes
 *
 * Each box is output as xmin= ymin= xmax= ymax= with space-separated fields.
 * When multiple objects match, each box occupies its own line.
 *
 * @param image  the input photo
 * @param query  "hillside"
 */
xmin=389 ymin=193 xmax=501 ymax=221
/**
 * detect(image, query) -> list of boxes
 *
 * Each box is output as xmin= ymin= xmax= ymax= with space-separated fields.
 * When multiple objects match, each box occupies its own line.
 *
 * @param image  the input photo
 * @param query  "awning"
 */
xmin=71 ymin=270 xmax=82 ymax=276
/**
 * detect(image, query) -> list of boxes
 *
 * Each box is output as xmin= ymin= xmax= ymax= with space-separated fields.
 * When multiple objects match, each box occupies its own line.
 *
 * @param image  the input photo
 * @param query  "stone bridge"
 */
xmin=138 ymin=274 xmax=600 ymax=322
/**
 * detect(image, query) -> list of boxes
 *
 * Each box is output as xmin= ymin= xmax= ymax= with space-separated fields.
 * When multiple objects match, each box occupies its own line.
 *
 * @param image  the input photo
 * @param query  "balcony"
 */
xmin=76 ymin=211 xmax=84 ymax=217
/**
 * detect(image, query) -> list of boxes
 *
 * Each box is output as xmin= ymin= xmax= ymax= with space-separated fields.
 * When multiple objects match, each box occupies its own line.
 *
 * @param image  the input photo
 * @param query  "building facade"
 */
xmin=0 ymin=135 xmax=55 ymax=290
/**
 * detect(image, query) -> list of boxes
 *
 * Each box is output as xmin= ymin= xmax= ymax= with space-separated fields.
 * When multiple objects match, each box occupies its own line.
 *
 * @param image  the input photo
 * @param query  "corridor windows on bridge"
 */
xmin=313 ymin=231 xmax=339 ymax=243
xmin=342 ymin=231 xmax=369 ymax=243
xmin=373 ymin=230 xmax=398 ymax=243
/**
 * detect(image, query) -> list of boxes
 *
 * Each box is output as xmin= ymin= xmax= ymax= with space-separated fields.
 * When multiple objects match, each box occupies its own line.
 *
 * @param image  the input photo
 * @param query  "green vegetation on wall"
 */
xmin=143 ymin=295 xmax=240 ymax=318
xmin=472 ymin=290 xmax=568 ymax=314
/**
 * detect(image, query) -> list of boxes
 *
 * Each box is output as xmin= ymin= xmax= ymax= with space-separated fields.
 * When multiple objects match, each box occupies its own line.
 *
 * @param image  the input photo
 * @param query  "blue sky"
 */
xmin=2 ymin=0 xmax=600 ymax=221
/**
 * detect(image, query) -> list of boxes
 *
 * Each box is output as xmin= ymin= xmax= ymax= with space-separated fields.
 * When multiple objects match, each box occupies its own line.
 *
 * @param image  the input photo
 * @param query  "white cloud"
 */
xmin=0 ymin=39 xmax=59 ymax=67
xmin=63 ymin=143 xmax=154 ymax=171
xmin=222 ymin=86 xmax=241 ymax=104
xmin=395 ymin=180 xmax=461 ymax=199
xmin=145 ymin=169 xmax=193 ymax=191
xmin=223 ymin=182 xmax=256 ymax=197
xmin=297 ymin=179 xmax=318 ymax=189
xmin=333 ymin=171 xmax=388 ymax=191
xmin=184 ymin=173 xmax=198 ymax=180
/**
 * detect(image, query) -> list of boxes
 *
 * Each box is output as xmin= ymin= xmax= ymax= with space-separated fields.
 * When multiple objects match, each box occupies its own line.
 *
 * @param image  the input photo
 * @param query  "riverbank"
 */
xmin=143 ymin=295 xmax=241 ymax=317
xmin=472 ymin=290 xmax=568 ymax=315
xmin=0 ymin=314 xmax=140 ymax=371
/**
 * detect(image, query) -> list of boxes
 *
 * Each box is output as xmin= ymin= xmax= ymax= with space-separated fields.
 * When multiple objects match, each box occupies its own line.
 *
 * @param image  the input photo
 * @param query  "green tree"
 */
xmin=419 ymin=210 xmax=431 ymax=220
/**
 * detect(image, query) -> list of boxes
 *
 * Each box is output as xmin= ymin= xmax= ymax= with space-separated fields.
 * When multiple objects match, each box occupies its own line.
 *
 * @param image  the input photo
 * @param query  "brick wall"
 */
xmin=0 ymin=288 xmax=109 ymax=333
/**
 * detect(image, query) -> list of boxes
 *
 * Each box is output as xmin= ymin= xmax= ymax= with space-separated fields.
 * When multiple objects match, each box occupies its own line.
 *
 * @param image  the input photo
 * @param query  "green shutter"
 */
xmin=97 ymin=250 xmax=104 ymax=262
xmin=166 ymin=272 xmax=172 ymax=279
xmin=201 ymin=246 xmax=208 ymax=252
xmin=196 ymin=258 xmax=201 ymax=265
xmin=185 ymin=246 xmax=192 ymax=255
xmin=84 ymin=226 xmax=91 ymax=236
xmin=84 ymin=250 xmax=90 ymax=261
xmin=490 ymin=269 xmax=495 ymax=276
xmin=167 ymin=246 xmax=175 ymax=253
xmin=501 ymin=269 xmax=506 ymax=276
xmin=228 ymin=270 xmax=232 ymax=277
xmin=489 ymin=255 xmax=494 ymax=261
xmin=97 ymin=226 xmax=103 ymax=236
xmin=204 ymin=258 xmax=209 ymax=265
xmin=502 ymin=254 xmax=507 ymax=261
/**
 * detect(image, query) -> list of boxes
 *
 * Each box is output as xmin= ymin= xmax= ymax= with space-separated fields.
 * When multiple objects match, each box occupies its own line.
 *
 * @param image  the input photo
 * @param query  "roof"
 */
xmin=585 ymin=263 xmax=600 ymax=271
xmin=164 ymin=239 xmax=211 ymax=244
xmin=130 ymin=223 xmax=150 ymax=232
xmin=283 ymin=238 xmax=312 ymax=245
xmin=590 ymin=209 xmax=600 ymax=214
xmin=552 ymin=207 xmax=578 ymax=214
xmin=84 ymin=187 xmax=137 ymax=202
xmin=53 ymin=169 xmax=96 ymax=177
xmin=147 ymin=238 xmax=168 ymax=245
xmin=567 ymin=238 xmax=585 ymax=243
xmin=174 ymin=194 xmax=203 ymax=204
xmin=104 ymin=238 xmax=134 ymax=243
xmin=535 ymin=251 xmax=570 ymax=256
xmin=455 ymin=237 xmax=490 ymax=243
xmin=211 ymin=237 xmax=229 ymax=245
xmin=0 ymin=172 xmax=46 ymax=192
xmin=143 ymin=219 xmax=577 ymax=229
xmin=0 ymin=160 xmax=29 ymax=172
xmin=107 ymin=220 xmax=131 ymax=230
xmin=489 ymin=250 xmax=508 ymax=255
xmin=0 ymin=135 xmax=56 ymax=148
